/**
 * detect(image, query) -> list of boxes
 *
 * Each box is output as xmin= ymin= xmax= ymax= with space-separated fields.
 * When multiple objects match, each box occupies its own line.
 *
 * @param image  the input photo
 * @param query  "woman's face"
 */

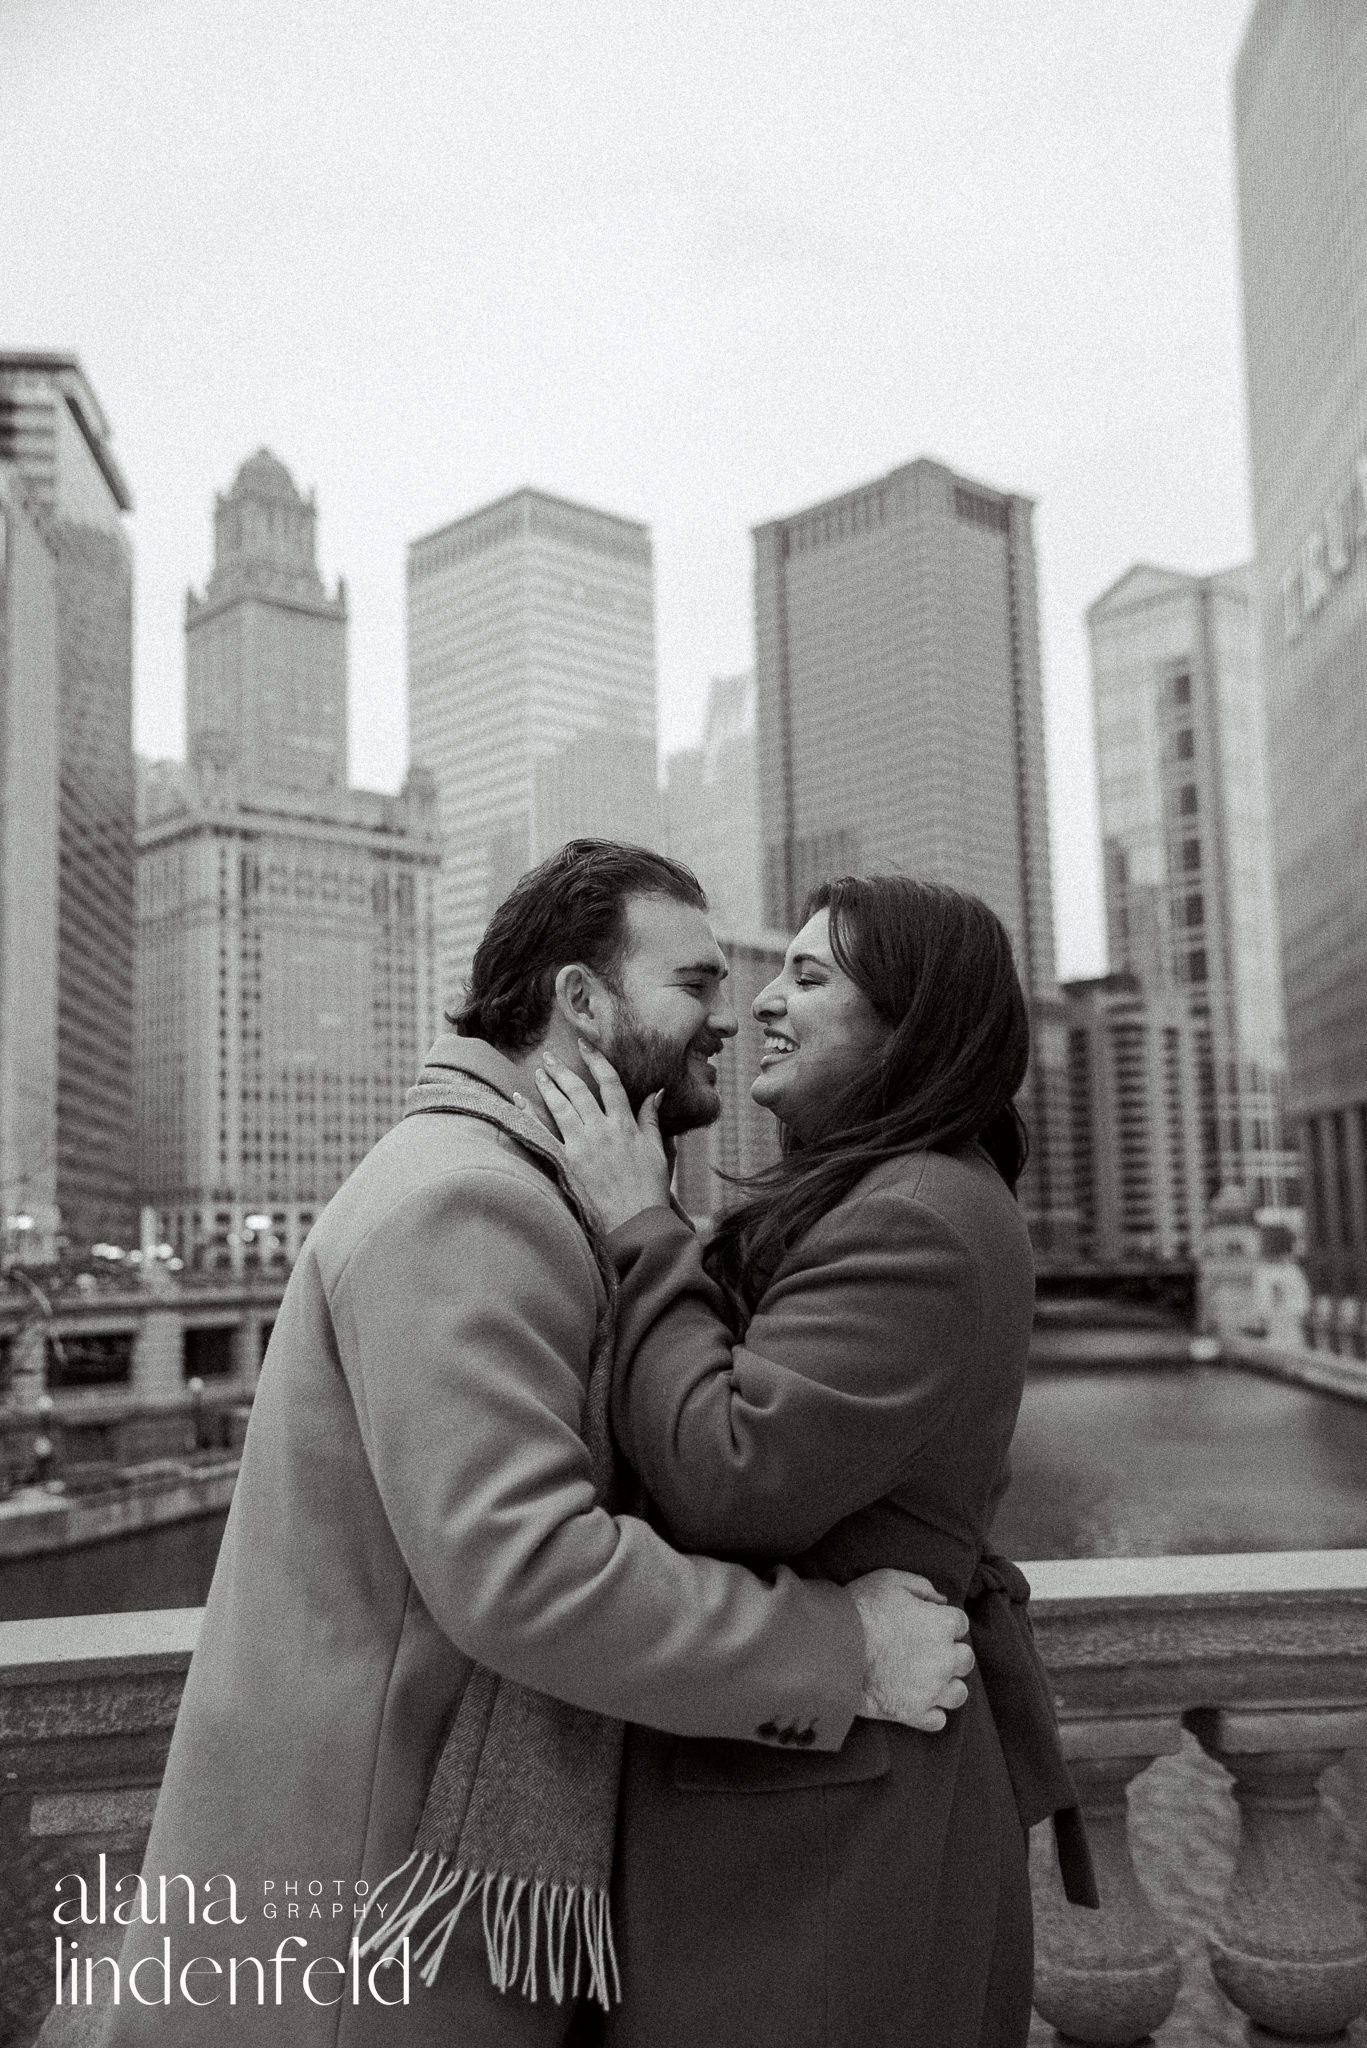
xmin=750 ymin=909 xmax=891 ymax=1140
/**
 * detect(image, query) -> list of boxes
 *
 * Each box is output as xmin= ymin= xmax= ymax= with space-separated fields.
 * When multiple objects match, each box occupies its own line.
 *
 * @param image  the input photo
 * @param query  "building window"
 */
xmin=1187 ymin=949 xmax=1207 ymax=985
xmin=1172 ymin=672 xmax=1191 ymax=706
xmin=1185 ymin=891 xmax=1204 ymax=928
xmin=1181 ymin=839 xmax=1201 ymax=872
xmin=1178 ymin=785 xmax=1198 ymax=816
xmin=1175 ymin=728 xmax=1195 ymax=761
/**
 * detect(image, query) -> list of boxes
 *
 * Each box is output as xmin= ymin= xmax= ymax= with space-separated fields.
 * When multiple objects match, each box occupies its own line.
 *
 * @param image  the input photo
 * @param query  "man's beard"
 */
xmin=603 ymin=1001 xmax=723 ymax=1136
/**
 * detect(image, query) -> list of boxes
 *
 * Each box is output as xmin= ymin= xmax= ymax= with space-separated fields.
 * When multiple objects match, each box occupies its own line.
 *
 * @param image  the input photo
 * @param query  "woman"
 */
xmin=533 ymin=875 xmax=1093 ymax=2048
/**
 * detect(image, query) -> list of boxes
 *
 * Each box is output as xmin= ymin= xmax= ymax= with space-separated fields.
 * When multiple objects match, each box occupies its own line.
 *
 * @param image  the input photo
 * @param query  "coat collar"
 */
xmin=417 ymin=1032 xmax=525 ymax=1106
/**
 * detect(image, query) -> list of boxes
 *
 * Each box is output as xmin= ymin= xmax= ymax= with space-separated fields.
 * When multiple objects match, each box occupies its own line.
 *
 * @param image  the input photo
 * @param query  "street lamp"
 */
xmin=1 ymin=1258 xmax=68 ymax=1412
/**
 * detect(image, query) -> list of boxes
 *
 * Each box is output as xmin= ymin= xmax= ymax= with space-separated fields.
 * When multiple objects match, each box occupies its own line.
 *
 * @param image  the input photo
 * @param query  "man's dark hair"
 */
xmin=448 ymin=839 xmax=708 ymax=1055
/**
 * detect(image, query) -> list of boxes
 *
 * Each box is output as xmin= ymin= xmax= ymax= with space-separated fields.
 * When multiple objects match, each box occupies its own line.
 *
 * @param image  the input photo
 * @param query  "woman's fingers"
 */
xmin=529 ymin=1071 xmax=582 ymax=1136
xmin=578 ymin=1042 xmax=635 ymax=1120
xmin=539 ymin=1050 xmax=603 ymax=1121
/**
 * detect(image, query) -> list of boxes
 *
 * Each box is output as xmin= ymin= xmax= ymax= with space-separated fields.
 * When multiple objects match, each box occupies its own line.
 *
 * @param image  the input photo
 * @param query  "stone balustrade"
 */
xmin=1 ymin=1555 xmax=1366 ymax=2046
xmin=1027 ymin=1551 xmax=1367 ymax=2045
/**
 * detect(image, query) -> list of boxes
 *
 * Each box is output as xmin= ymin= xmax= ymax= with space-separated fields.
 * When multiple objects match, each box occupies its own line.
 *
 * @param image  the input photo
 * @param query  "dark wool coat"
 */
xmin=599 ymin=1144 xmax=1038 ymax=2048
xmin=93 ymin=1038 xmax=866 ymax=2048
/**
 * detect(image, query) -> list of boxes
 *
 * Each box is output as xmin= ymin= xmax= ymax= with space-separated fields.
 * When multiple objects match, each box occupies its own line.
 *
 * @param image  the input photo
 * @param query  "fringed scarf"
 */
xmin=354 ymin=1072 xmax=626 ymax=2008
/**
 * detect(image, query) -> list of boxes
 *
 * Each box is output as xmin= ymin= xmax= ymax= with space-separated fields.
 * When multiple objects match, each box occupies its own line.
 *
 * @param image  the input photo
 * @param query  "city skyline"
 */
xmin=4 ymin=0 xmax=1260 ymax=981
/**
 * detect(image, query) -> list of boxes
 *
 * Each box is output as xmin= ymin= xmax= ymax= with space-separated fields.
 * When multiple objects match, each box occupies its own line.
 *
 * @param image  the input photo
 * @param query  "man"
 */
xmin=95 ymin=841 xmax=971 ymax=2047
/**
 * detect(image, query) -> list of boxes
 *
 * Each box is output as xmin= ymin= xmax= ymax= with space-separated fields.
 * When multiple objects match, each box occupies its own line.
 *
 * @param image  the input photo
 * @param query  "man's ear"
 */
xmin=551 ymin=964 xmax=610 ymax=1043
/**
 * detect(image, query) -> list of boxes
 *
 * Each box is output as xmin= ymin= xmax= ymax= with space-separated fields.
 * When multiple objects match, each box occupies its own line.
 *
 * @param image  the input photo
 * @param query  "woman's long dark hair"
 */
xmin=704 ymin=875 xmax=1031 ymax=1319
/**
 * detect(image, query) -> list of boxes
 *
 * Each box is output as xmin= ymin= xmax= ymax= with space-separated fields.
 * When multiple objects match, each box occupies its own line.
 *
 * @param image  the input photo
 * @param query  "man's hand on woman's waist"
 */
xmin=848 ymin=1568 xmax=974 ymax=1732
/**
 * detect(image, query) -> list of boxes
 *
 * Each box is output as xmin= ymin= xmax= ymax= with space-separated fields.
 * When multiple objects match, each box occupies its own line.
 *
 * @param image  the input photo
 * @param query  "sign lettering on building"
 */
xmin=1282 ymin=450 xmax=1367 ymax=643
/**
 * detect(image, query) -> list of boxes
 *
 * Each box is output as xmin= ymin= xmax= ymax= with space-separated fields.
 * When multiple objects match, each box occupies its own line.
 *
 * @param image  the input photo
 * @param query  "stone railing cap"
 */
xmin=0 ymin=1607 xmax=201 ymax=1682
xmin=1025 ymin=1550 xmax=1367 ymax=1606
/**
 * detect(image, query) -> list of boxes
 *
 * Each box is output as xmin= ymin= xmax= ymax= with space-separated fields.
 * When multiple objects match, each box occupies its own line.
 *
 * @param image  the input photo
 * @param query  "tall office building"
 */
xmin=1062 ymin=973 xmax=1208 ymax=1265
xmin=0 ymin=354 xmax=135 ymax=1255
xmin=663 ymin=672 xmax=762 ymax=933
xmin=408 ymin=489 xmax=660 ymax=1015
xmin=0 ymin=469 xmax=60 ymax=1261
xmin=137 ymin=455 xmax=440 ymax=1271
xmin=1086 ymin=563 xmax=1297 ymax=1216
xmin=752 ymin=458 xmax=1071 ymax=1250
xmin=1235 ymin=4 xmax=1367 ymax=1302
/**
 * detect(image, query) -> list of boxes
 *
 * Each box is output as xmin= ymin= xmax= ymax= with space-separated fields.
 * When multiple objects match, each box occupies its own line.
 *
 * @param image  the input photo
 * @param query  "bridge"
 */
xmin=1 ymin=1553 xmax=1365 ymax=2046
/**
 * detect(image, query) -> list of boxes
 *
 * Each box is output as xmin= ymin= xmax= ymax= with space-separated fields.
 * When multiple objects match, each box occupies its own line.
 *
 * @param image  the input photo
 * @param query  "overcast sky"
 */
xmin=6 ymin=0 xmax=1256 ymax=978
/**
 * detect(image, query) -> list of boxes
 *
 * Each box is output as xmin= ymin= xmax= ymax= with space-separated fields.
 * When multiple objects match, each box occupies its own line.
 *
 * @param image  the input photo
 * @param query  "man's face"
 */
xmin=598 ymin=895 xmax=737 ymax=1135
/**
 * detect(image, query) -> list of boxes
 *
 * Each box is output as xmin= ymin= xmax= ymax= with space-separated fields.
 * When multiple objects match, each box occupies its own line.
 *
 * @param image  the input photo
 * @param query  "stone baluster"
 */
xmin=1188 ymin=1705 xmax=1367 ymax=2044
xmin=1031 ymin=1717 xmax=1183 ymax=2046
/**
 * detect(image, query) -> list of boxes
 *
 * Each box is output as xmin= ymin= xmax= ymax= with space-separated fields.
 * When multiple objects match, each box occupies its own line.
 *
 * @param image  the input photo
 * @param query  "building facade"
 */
xmin=663 ymin=672 xmax=762 ymax=934
xmin=1062 ymin=974 xmax=1207 ymax=1265
xmin=752 ymin=458 xmax=1071 ymax=1251
xmin=0 ymin=469 xmax=60 ymax=1261
xmin=0 ymin=354 xmax=135 ymax=1256
xmin=408 ymin=488 xmax=661 ymax=1019
xmin=137 ymin=456 xmax=440 ymax=1272
xmin=1086 ymin=562 xmax=1297 ymax=1217
xmin=1236 ymin=4 xmax=1367 ymax=1300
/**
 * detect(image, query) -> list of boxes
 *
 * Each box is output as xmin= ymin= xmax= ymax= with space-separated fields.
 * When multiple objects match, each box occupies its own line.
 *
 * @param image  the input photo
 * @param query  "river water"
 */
xmin=3 ymin=1363 xmax=1367 ymax=1622
xmin=991 ymin=1363 xmax=1367 ymax=1560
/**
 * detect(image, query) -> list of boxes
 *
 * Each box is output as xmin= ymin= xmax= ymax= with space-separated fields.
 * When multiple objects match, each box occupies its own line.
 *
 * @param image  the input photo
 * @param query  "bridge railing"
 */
xmin=2 ymin=1555 xmax=1367 ymax=2047
xmin=1028 ymin=1551 xmax=1367 ymax=2045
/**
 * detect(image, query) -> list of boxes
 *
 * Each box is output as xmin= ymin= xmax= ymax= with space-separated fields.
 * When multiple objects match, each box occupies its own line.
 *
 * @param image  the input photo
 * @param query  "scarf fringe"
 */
xmin=354 ymin=1848 xmax=620 ymax=2007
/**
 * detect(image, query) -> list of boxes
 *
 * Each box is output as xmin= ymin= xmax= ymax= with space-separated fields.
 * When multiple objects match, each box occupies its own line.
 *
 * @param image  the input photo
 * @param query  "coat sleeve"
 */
xmin=607 ymin=1189 xmax=979 ymax=1557
xmin=328 ymin=1164 xmax=865 ymax=1747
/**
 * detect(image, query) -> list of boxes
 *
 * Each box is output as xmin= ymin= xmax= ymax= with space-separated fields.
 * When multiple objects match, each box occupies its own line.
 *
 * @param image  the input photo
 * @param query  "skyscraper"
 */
xmin=1235 ymin=3 xmax=1367 ymax=1302
xmin=1062 ymin=973 xmax=1208 ymax=1265
xmin=663 ymin=671 xmax=762 ymax=933
xmin=407 ymin=488 xmax=660 ymax=1013
xmin=186 ymin=448 xmax=347 ymax=800
xmin=0 ymin=354 xmax=135 ymax=1255
xmin=753 ymin=459 xmax=1055 ymax=990
xmin=0 ymin=468 xmax=60 ymax=1261
xmin=1086 ymin=563 xmax=1297 ymax=1216
xmin=752 ymin=458 xmax=1071 ymax=1250
xmin=137 ymin=455 xmax=440 ymax=1271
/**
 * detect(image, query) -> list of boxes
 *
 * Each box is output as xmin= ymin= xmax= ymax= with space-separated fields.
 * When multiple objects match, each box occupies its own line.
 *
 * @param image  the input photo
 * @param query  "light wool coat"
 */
xmin=97 ymin=1037 xmax=864 ymax=2048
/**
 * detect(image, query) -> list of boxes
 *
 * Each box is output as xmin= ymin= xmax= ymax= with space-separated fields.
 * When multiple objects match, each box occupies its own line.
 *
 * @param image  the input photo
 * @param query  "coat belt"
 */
xmin=964 ymin=1552 xmax=1099 ymax=1909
